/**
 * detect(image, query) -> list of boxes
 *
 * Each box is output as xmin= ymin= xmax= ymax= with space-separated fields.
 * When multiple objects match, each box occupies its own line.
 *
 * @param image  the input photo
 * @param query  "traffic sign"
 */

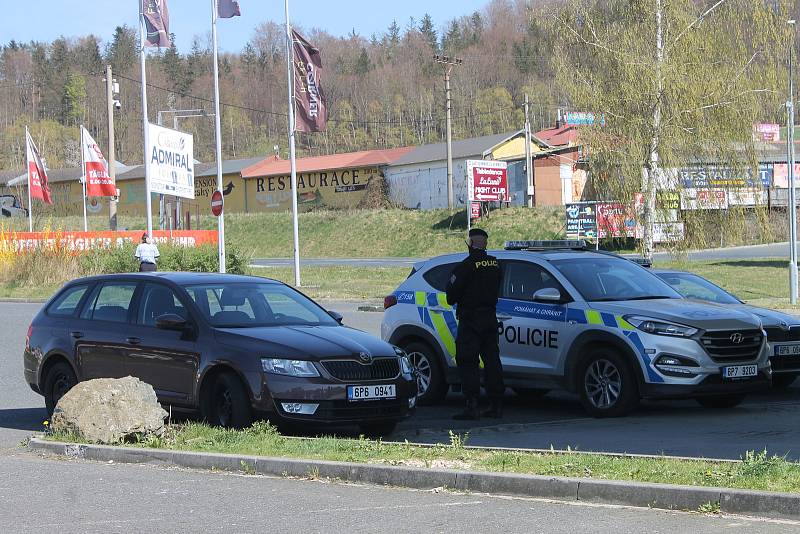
xmin=211 ymin=190 xmax=224 ymax=216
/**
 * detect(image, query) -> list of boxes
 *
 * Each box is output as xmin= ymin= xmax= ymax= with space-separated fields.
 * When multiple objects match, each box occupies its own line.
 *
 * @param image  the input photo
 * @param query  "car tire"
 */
xmin=695 ymin=394 xmax=746 ymax=409
xmin=402 ymin=340 xmax=447 ymax=405
xmin=512 ymin=387 xmax=550 ymax=400
xmin=772 ymin=374 xmax=798 ymax=389
xmin=205 ymin=372 xmax=252 ymax=429
xmin=577 ymin=347 xmax=640 ymax=418
xmin=43 ymin=361 xmax=78 ymax=416
xmin=358 ymin=421 xmax=398 ymax=438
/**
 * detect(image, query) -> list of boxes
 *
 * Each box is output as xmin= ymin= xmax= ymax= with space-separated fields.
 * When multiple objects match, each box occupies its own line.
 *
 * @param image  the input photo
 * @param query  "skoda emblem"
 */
xmin=358 ymin=352 xmax=372 ymax=363
xmin=730 ymin=332 xmax=744 ymax=344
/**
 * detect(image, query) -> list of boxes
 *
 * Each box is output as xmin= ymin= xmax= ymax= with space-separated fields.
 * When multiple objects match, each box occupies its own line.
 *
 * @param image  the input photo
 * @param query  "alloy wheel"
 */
xmin=215 ymin=388 xmax=234 ymax=427
xmin=407 ymin=351 xmax=432 ymax=397
xmin=584 ymin=358 xmax=622 ymax=409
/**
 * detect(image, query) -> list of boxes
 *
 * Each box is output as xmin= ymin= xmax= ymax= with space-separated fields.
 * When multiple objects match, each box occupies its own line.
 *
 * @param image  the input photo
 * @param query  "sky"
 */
xmin=2 ymin=1 xmax=490 ymax=53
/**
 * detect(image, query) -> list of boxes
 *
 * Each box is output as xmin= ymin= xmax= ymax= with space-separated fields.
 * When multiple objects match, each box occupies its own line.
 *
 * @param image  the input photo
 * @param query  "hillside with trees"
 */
xmin=0 ymin=0 xmax=563 ymax=171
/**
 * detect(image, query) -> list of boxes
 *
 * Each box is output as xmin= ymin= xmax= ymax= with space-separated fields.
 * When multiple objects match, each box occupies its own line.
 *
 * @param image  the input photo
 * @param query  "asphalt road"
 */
xmin=6 ymin=452 xmax=797 ymax=533
xmin=249 ymin=242 xmax=800 ymax=269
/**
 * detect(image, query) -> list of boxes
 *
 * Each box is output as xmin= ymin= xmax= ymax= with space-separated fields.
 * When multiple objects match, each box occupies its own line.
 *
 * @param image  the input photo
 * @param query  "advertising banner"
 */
xmin=680 ymin=189 xmax=728 ymax=210
xmin=565 ymin=202 xmax=597 ymax=238
xmin=753 ymin=123 xmax=780 ymax=142
xmin=292 ymin=29 xmax=328 ymax=133
xmin=727 ymin=189 xmax=768 ymax=206
xmin=466 ymin=160 xmax=508 ymax=202
xmin=596 ymin=202 xmax=639 ymax=238
xmin=656 ymin=190 xmax=680 ymax=210
xmin=146 ymin=123 xmax=195 ymax=199
xmin=678 ymin=166 xmax=772 ymax=189
xmin=81 ymin=126 xmax=115 ymax=197
xmin=140 ymin=0 xmax=171 ymax=48
xmin=565 ymin=112 xmax=604 ymax=126
xmin=652 ymin=222 xmax=685 ymax=243
xmin=1 ymin=230 xmax=217 ymax=254
xmin=470 ymin=202 xmax=481 ymax=220
xmin=25 ymin=130 xmax=52 ymax=204
xmin=772 ymin=163 xmax=800 ymax=188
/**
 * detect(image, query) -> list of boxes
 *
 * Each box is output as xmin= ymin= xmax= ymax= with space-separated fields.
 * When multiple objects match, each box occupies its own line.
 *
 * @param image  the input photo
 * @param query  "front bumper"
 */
xmin=257 ymin=373 xmax=417 ymax=424
xmin=767 ymin=342 xmax=800 ymax=374
xmin=641 ymin=371 xmax=771 ymax=398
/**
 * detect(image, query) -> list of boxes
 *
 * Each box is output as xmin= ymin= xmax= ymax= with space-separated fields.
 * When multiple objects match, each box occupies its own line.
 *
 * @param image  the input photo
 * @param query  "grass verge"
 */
xmin=251 ymin=266 xmax=409 ymax=300
xmin=49 ymin=421 xmax=800 ymax=494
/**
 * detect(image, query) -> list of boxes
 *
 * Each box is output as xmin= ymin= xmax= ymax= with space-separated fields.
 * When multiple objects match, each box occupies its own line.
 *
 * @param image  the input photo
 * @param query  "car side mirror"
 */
xmin=533 ymin=287 xmax=563 ymax=303
xmin=328 ymin=310 xmax=344 ymax=324
xmin=156 ymin=313 xmax=188 ymax=331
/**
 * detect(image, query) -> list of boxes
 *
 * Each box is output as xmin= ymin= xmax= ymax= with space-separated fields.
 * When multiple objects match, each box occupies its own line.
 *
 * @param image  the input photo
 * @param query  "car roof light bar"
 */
xmin=629 ymin=257 xmax=652 ymax=268
xmin=503 ymin=239 xmax=587 ymax=251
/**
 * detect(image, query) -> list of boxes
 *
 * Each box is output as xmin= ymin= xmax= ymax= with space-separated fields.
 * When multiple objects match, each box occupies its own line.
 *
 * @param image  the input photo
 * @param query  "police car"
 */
xmin=381 ymin=240 xmax=771 ymax=417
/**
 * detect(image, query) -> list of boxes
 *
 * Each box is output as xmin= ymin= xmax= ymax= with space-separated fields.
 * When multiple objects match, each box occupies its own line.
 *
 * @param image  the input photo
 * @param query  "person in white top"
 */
xmin=134 ymin=233 xmax=160 ymax=272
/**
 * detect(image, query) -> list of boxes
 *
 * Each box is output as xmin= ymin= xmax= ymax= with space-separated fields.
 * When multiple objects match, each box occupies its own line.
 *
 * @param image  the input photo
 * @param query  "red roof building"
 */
xmin=242 ymin=147 xmax=413 ymax=178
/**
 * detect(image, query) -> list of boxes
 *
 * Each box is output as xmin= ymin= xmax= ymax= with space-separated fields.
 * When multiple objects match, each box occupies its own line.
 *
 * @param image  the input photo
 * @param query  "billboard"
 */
xmin=773 ymin=163 xmax=800 ymax=188
xmin=466 ymin=160 xmax=508 ymax=202
xmin=678 ymin=166 xmax=772 ymax=189
xmin=753 ymin=123 xmax=780 ymax=142
xmin=146 ymin=123 xmax=195 ymax=199
xmin=596 ymin=202 xmax=639 ymax=238
xmin=2 ymin=230 xmax=217 ymax=253
xmin=565 ymin=202 xmax=597 ymax=238
xmin=565 ymin=112 xmax=604 ymax=126
xmin=680 ymin=189 xmax=728 ymax=210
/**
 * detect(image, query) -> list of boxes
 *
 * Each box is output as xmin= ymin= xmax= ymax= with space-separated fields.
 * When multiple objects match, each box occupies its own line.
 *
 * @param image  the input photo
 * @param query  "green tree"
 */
xmin=106 ymin=26 xmax=137 ymax=74
xmin=62 ymin=73 xmax=87 ymax=125
xmin=419 ymin=14 xmax=438 ymax=50
xmin=355 ymin=47 xmax=372 ymax=75
xmin=553 ymin=0 xmax=789 ymax=256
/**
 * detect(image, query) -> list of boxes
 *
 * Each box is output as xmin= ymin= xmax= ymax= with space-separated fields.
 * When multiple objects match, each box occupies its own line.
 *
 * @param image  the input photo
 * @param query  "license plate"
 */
xmin=347 ymin=384 xmax=396 ymax=402
xmin=774 ymin=344 xmax=800 ymax=356
xmin=722 ymin=365 xmax=758 ymax=379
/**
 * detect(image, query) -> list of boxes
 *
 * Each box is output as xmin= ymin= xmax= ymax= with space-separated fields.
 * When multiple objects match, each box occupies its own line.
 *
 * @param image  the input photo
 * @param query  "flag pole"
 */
xmin=80 ymin=126 xmax=88 ymax=232
xmin=285 ymin=0 xmax=301 ymax=287
xmin=211 ymin=0 xmax=226 ymax=273
xmin=139 ymin=2 xmax=154 ymax=238
xmin=25 ymin=126 xmax=33 ymax=232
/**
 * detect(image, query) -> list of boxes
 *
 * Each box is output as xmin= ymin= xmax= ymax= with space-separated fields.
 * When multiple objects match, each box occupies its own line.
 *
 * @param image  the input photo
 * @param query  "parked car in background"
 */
xmin=654 ymin=269 xmax=800 ymax=389
xmin=24 ymin=273 xmax=417 ymax=435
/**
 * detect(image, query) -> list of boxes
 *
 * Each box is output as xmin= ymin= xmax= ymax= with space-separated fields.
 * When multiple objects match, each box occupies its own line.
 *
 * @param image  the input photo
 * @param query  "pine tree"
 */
xmin=419 ymin=14 xmax=438 ymax=50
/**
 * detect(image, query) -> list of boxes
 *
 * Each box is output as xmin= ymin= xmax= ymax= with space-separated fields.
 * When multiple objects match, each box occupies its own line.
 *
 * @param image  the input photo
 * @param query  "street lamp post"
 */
xmin=789 ymin=19 xmax=797 ymax=305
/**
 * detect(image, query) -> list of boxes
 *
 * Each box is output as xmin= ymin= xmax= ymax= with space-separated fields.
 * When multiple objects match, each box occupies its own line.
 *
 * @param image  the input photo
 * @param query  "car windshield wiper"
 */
xmin=589 ymin=295 xmax=675 ymax=302
xmin=624 ymin=295 xmax=677 ymax=301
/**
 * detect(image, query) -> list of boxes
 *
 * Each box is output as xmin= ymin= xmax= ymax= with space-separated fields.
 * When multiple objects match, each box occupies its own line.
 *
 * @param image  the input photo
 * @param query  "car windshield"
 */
xmin=551 ymin=257 xmax=681 ymax=302
xmin=183 ymin=282 xmax=339 ymax=328
xmin=655 ymin=272 xmax=741 ymax=305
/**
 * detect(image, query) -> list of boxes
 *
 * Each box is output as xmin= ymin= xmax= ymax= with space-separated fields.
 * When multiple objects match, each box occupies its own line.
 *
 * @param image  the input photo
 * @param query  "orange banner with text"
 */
xmin=2 ymin=230 xmax=218 ymax=253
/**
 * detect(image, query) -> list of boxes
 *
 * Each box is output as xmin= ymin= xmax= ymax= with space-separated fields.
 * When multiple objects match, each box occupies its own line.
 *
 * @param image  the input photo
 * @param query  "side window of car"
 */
xmin=502 ymin=261 xmax=564 ymax=301
xmin=47 ymin=284 xmax=90 ymax=317
xmin=422 ymin=263 xmax=459 ymax=291
xmin=138 ymin=283 xmax=187 ymax=326
xmin=82 ymin=282 xmax=138 ymax=323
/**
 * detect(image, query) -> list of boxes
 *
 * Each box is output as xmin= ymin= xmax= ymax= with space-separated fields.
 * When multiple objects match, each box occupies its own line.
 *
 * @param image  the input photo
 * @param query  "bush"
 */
xmin=82 ymin=243 xmax=250 ymax=275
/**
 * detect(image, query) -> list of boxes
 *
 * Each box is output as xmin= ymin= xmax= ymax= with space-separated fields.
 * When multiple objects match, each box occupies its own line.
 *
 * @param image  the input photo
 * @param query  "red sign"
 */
xmin=0 ymin=230 xmax=218 ymax=254
xmin=470 ymin=202 xmax=481 ymax=220
xmin=467 ymin=160 xmax=508 ymax=202
xmin=211 ymin=190 xmax=224 ymax=216
xmin=596 ymin=202 xmax=639 ymax=238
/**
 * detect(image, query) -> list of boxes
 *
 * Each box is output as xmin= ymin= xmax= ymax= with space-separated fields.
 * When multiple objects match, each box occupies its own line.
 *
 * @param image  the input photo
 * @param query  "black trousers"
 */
xmin=455 ymin=311 xmax=504 ymax=400
xmin=139 ymin=262 xmax=156 ymax=272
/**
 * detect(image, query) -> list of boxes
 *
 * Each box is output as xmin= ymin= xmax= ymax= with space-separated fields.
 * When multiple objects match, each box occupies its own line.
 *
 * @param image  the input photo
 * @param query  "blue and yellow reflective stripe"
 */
xmin=430 ymin=311 xmax=456 ymax=357
xmin=415 ymin=291 xmax=427 ymax=307
xmin=586 ymin=310 xmax=604 ymax=325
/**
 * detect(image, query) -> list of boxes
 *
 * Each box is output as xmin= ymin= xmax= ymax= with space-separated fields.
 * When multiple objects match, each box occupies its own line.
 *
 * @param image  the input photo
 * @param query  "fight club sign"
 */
xmin=466 ymin=160 xmax=508 ymax=202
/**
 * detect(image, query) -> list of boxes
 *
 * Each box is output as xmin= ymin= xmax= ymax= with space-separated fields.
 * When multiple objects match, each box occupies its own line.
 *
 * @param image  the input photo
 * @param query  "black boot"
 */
xmin=453 ymin=397 xmax=480 ymax=420
xmin=482 ymin=398 xmax=503 ymax=419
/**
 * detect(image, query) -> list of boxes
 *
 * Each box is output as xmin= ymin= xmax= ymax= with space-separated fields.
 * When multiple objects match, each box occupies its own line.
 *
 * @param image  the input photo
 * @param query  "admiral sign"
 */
xmin=146 ymin=123 xmax=195 ymax=199
xmin=466 ymin=160 xmax=508 ymax=202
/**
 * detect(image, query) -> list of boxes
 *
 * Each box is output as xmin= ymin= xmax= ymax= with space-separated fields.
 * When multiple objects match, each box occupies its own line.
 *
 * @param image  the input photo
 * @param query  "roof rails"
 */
xmin=504 ymin=239 xmax=588 ymax=251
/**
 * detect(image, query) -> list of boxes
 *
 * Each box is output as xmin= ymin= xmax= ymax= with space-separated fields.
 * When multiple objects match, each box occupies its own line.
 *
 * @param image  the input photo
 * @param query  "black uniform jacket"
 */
xmin=445 ymin=249 xmax=502 ymax=319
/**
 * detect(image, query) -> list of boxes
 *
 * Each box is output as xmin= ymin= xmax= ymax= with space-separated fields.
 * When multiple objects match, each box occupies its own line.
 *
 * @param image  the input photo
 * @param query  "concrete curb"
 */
xmin=28 ymin=438 xmax=800 ymax=520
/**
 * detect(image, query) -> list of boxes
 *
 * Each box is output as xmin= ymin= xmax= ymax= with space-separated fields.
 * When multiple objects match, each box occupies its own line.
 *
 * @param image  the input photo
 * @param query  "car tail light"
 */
xmin=384 ymin=295 xmax=398 ymax=310
xmin=25 ymin=324 xmax=33 ymax=350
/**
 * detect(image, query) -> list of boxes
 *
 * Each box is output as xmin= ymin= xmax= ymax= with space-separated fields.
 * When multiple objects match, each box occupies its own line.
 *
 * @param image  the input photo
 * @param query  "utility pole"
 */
xmin=434 ymin=54 xmax=462 ymax=210
xmin=104 ymin=65 xmax=119 ymax=231
xmin=524 ymin=94 xmax=534 ymax=208
xmin=788 ymin=19 xmax=798 ymax=304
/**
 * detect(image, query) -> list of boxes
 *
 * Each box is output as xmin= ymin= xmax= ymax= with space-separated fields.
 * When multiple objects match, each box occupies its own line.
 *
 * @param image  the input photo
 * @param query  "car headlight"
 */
xmin=624 ymin=315 xmax=699 ymax=338
xmin=394 ymin=346 xmax=414 ymax=375
xmin=261 ymin=358 xmax=319 ymax=377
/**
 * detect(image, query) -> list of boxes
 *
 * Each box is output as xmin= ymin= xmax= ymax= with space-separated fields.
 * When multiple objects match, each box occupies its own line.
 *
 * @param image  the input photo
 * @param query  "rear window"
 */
xmin=423 ymin=263 xmax=458 ymax=291
xmin=47 ymin=284 xmax=89 ymax=317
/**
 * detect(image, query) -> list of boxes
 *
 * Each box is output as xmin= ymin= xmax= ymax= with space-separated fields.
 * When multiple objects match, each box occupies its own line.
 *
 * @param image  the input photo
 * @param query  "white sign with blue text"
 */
xmin=146 ymin=123 xmax=195 ymax=199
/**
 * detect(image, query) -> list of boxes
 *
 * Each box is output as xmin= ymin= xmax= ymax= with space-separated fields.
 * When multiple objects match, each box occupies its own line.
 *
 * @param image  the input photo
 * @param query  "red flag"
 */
xmin=292 ymin=30 xmax=328 ymax=133
xmin=217 ymin=0 xmax=241 ymax=18
xmin=81 ymin=126 xmax=116 ymax=197
xmin=141 ymin=0 xmax=171 ymax=48
xmin=25 ymin=130 xmax=52 ymax=205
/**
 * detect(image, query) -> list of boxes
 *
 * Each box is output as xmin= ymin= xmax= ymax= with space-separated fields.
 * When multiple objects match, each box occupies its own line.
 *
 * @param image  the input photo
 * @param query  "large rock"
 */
xmin=50 ymin=376 xmax=168 ymax=444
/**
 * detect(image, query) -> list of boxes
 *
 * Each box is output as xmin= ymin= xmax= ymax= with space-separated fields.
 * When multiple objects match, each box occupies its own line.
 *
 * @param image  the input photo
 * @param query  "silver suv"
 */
xmin=381 ymin=241 xmax=771 ymax=417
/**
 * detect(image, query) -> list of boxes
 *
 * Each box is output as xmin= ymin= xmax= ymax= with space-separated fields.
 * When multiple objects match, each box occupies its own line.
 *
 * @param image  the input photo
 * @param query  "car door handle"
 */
xmin=70 ymin=331 xmax=84 ymax=339
xmin=126 ymin=337 xmax=141 ymax=345
xmin=496 ymin=314 xmax=512 ymax=322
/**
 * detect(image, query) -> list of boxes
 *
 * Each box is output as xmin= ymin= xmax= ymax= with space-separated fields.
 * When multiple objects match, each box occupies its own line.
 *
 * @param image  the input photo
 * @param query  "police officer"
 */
xmin=445 ymin=228 xmax=504 ymax=420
